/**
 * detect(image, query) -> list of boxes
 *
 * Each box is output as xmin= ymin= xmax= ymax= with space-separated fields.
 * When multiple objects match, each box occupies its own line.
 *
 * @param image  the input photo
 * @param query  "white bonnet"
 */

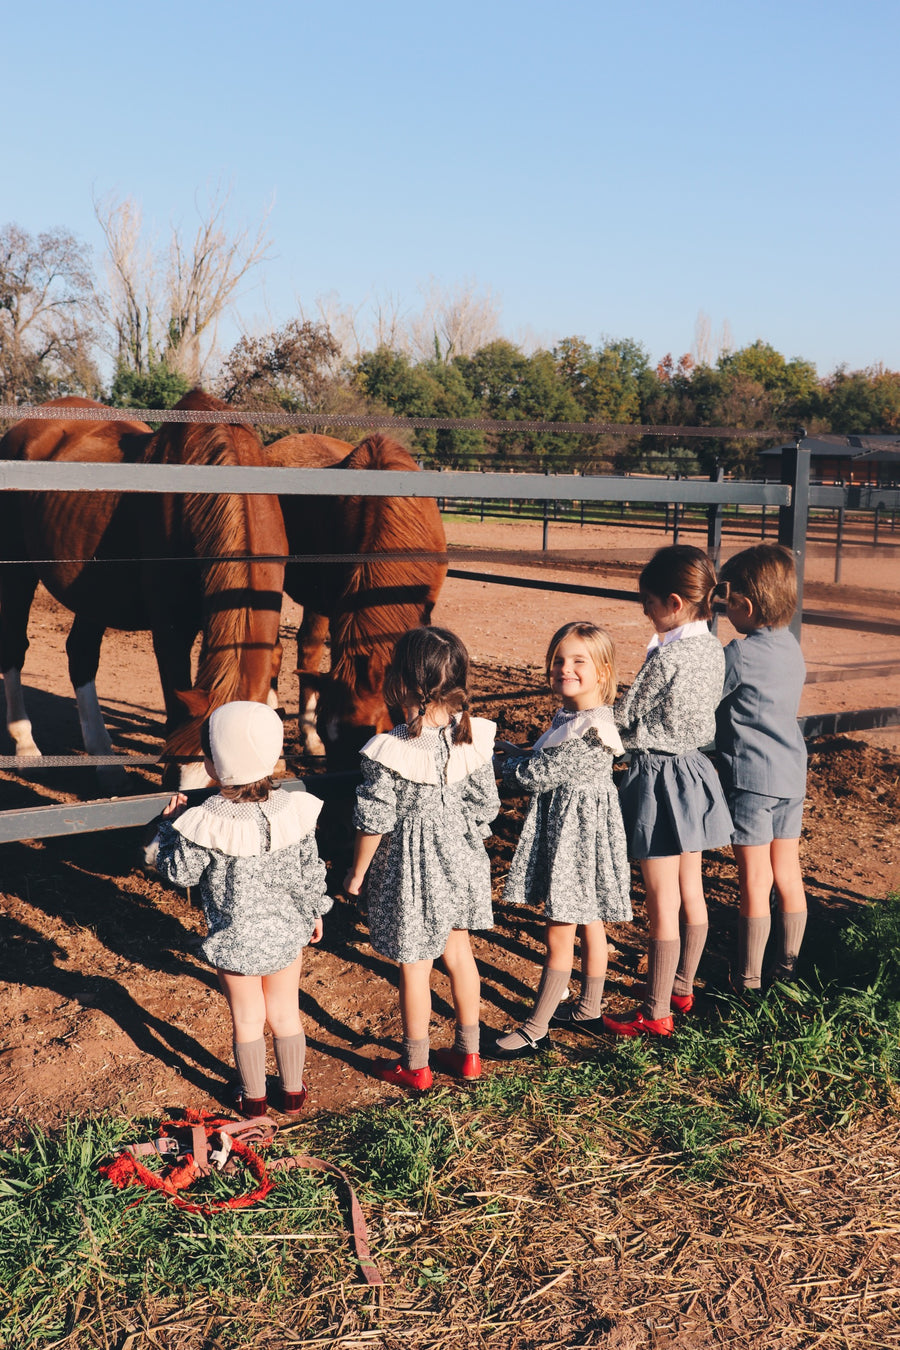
xmin=207 ymin=701 xmax=284 ymax=786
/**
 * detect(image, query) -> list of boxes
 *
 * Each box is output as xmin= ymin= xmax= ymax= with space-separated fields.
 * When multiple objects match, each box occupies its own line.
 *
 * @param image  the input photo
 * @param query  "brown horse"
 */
xmin=0 ymin=391 xmax=287 ymax=788
xmin=265 ymin=432 xmax=447 ymax=766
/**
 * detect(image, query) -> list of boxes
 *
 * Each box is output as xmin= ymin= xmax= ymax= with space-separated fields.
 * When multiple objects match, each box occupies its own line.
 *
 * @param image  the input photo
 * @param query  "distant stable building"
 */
xmin=760 ymin=434 xmax=900 ymax=487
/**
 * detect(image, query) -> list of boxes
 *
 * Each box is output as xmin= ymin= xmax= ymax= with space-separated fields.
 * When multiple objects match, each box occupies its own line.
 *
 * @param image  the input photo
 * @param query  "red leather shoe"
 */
xmin=432 ymin=1048 xmax=482 ymax=1080
xmin=670 ymin=993 xmax=694 ymax=1014
xmin=280 ymin=1084 xmax=308 ymax=1117
xmin=377 ymin=1061 xmax=433 ymax=1090
xmin=234 ymin=1091 xmax=269 ymax=1118
xmin=602 ymin=1010 xmax=674 ymax=1038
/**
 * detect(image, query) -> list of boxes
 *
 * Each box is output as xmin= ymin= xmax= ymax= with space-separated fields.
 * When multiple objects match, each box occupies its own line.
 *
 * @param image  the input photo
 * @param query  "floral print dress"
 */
xmin=154 ymin=788 xmax=331 ymax=976
xmin=352 ymin=716 xmax=499 ymax=963
xmin=501 ymin=705 xmax=632 ymax=923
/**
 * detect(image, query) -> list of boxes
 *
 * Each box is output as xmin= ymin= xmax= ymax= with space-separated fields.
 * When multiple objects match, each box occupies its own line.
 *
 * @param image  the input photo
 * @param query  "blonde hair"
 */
xmin=718 ymin=543 xmax=797 ymax=629
xmin=639 ymin=544 xmax=717 ymax=621
xmin=545 ymin=621 xmax=618 ymax=705
xmin=383 ymin=626 xmax=474 ymax=743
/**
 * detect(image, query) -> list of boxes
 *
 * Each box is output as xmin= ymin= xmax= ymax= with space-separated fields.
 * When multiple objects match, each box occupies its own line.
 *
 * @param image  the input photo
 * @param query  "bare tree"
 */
xmin=94 ymin=194 xmax=157 ymax=374
xmin=94 ymin=189 xmax=272 ymax=385
xmin=165 ymin=191 xmax=272 ymax=381
xmin=408 ymin=278 xmax=500 ymax=363
xmin=0 ymin=222 xmax=100 ymax=403
xmin=694 ymin=310 xmax=713 ymax=367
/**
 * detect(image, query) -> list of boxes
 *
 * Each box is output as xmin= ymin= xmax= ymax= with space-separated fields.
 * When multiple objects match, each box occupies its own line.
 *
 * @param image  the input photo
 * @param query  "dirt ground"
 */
xmin=1 ymin=517 xmax=899 ymax=1138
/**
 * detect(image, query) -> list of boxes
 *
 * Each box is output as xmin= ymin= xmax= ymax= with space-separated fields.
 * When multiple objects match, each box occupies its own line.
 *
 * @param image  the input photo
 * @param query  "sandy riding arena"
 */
xmin=2 ymin=514 xmax=898 ymax=1130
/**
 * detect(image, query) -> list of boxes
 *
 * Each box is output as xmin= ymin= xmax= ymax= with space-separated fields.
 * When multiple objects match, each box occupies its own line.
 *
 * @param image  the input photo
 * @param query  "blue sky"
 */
xmin=5 ymin=0 xmax=898 ymax=376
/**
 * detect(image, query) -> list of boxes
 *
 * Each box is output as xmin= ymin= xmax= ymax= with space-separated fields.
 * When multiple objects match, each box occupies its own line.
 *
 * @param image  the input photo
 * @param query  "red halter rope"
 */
xmin=99 ymin=1108 xmax=383 ymax=1286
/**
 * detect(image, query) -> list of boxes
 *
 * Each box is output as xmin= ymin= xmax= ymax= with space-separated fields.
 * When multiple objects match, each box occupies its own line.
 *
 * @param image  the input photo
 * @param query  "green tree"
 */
xmin=717 ymin=340 xmax=819 ymax=425
xmin=455 ymin=340 xmax=584 ymax=466
xmin=352 ymin=347 xmax=484 ymax=466
xmin=107 ymin=360 xmax=192 ymax=410
xmin=824 ymin=365 xmax=900 ymax=433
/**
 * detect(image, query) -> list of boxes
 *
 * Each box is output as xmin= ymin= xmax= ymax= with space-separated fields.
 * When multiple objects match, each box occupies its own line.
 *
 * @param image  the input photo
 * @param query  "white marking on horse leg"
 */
xmin=297 ymin=689 xmax=326 ymax=757
xmin=75 ymin=683 xmax=114 ymax=757
xmin=75 ymin=682 xmax=129 ymax=794
xmin=179 ymin=760 xmax=216 ymax=791
xmin=3 ymin=669 xmax=41 ymax=756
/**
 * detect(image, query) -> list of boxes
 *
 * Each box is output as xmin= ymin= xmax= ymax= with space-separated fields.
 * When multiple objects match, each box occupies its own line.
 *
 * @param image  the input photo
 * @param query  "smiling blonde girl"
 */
xmin=493 ymin=621 xmax=631 ymax=1058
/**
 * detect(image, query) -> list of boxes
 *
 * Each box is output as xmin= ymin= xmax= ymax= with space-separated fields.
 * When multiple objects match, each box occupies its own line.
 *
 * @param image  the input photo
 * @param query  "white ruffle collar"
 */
xmin=172 ymin=789 xmax=323 ymax=858
xmin=532 ymin=705 xmax=624 ymax=755
xmin=361 ymin=716 xmax=496 ymax=785
xmin=647 ymin=618 xmax=710 ymax=652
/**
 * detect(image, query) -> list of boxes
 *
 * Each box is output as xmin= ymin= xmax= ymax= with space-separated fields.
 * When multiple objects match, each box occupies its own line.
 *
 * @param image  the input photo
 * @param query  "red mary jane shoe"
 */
xmin=234 ymin=1091 xmax=269 ymax=1118
xmin=602 ymin=1010 xmax=674 ymax=1038
xmin=377 ymin=1061 xmax=433 ymax=1091
xmin=280 ymin=1084 xmax=308 ymax=1117
xmin=432 ymin=1048 xmax=482 ymax=1080
xmin=670 ymin=992 xmax=695 ymax=1014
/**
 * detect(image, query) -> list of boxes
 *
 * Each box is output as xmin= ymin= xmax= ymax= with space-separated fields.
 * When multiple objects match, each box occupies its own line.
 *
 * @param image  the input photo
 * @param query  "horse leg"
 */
xmin=151 ymin=621 xmax=214 ymax=791
xmin=269 ymin=639 xmax=283 ymax=711
xmin=295 ymin=610 xmax=330 ymax=757
xmin=0 ymin=568 xmax=41 ymax=757
xmin=66 ymin=615 xmax=130 ymax=794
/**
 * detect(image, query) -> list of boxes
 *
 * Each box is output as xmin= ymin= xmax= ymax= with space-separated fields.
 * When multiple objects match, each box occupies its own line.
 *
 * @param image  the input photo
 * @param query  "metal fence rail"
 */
xmin=1 ymin=417 xmax=897 ymax=846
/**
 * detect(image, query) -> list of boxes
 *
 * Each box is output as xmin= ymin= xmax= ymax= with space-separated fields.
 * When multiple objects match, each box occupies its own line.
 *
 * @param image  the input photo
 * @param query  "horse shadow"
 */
xmin=0 ymin=684 xmax=165 ymax=800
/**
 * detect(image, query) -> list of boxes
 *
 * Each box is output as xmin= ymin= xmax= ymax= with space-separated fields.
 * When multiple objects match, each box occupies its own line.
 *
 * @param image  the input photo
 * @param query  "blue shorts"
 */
xmin=727 ymin=789 xmax=804 ymax=847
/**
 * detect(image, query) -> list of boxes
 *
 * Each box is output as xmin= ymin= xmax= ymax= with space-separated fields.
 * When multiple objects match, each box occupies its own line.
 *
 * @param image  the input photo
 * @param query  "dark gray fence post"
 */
xmin=778 ymin=433 xmax=811 ymax=641
xmin=707 ymin=463 xmax=724 ymax=636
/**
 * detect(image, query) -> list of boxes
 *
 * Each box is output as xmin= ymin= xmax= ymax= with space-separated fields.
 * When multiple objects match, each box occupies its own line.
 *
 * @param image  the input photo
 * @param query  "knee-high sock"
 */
xmin=738 ymin=914 xmax=772 ymax=990
xmin=574 ymin=974 xmax=606 ymax=1020
xmin=495 ymin=966 xmax=570 ymax=1051
xmin=402 ymin=1036 xmax=430 ymax=1071
xmin=273 ymin=1031 xmax=306 ymax=1092
xmin=642 ymin=939 xmax=681 ymax=1020
xmin=774 ymin=911 xmax=807 ymax=978
xmin=233 ymin=1038 xmax=267 ymax=1099
xmin=673 ymin=923 xmax=708 ymax=996
xmin=453 ymin=1022 xmax=480 ymax=1055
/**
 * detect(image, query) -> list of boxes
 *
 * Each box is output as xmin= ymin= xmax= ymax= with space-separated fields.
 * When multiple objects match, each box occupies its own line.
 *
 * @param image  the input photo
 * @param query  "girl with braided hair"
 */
xmin=344 ymin=626 xmax=499 ymax=1089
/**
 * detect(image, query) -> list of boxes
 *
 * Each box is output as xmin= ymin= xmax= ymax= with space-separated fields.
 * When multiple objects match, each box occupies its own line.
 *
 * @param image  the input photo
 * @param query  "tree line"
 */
xmin=1 ymin=203 xmax=897 ymax=478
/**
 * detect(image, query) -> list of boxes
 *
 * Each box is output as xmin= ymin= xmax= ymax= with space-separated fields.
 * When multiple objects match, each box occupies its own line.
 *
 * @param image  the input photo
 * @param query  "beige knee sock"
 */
xmin=402 ymin=1036 xmax=430 ymax=1070
xmin=642 ymin=939 xmax=681 ymax=1020
xmin=574 ymin=974 xmax=606 ymax=1020
xmin=738 ymin=914 xmax=772 ymax=990
xmin=233 ymin=1038 xmax=267 ymax=1099
xmin=673 ymin=923 xmax=708 ymax=996
xmin=774 ymin=911 xmax=807 ymax=978
xmin=496 ymin=966 xmax=570 ymax=1051
xmin=273 ymin=1032 xmax=306 ymax=1092
xmin=453 ymin=1022 xmax=480 ymax=1055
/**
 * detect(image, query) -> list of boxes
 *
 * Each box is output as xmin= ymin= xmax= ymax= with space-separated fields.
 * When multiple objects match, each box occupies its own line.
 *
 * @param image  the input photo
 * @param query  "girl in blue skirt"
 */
xmin=603 ymin=545 xmax=732 ymax=1037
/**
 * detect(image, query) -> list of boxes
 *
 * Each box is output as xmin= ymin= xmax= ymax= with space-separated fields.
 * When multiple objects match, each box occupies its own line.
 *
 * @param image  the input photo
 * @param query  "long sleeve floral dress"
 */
xmin=352 ymin=716 xmax=500 ymax=963
xmin=501 ymin=705 xmax=632 ymax=923
xmin=154 ymin=788 xmax=331 ymax=976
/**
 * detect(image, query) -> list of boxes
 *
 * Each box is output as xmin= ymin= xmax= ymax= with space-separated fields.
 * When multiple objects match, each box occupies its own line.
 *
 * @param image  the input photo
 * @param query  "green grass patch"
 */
xmin=3 ymin=896 xmax=900 ymax=1343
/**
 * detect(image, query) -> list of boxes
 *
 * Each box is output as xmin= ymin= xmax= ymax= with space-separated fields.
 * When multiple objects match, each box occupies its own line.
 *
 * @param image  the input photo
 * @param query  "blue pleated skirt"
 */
xmin=619 ymin=749 xmax=733 ymax=859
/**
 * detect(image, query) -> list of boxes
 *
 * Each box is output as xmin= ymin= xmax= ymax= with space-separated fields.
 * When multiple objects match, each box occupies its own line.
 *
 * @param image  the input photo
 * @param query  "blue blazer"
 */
xmin=715 ymin=627 xmax=807 ymax=798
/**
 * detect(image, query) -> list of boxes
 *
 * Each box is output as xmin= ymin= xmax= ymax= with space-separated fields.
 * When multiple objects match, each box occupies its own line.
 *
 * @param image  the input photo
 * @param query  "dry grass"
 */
xmin=11 ymin=1104 xmax=900 ymax=1350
